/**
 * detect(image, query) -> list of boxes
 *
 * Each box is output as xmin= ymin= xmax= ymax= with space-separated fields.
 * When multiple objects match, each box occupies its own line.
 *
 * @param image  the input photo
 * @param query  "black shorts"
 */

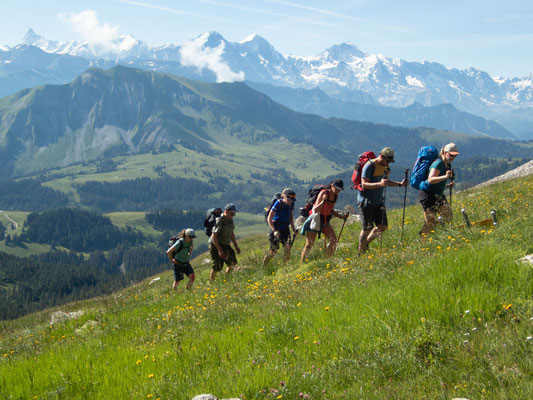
xmin=173 ymin=262 xmax=194 ymax=282
xmin=359 ymin=203 xmax=387 ymax=231
xmin=210 ymin=244 xmax=238 ymax=272
xmin=269 ymin=225 xmax=290 ymax=250
xmin=419 ymin=191 xmax=447 ymax=212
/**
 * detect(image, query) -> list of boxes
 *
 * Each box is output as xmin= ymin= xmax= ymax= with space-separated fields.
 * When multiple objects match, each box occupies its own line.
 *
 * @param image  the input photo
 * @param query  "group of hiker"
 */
xmin=166 ymin=143 xmax=460 ymax=291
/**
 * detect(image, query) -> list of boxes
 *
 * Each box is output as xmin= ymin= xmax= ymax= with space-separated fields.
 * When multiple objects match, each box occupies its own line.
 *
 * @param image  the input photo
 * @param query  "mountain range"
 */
xmin=0 ymin=66 xmax=530 ymax=180
xmin=1 ymin=29 xmax=532 ymax=140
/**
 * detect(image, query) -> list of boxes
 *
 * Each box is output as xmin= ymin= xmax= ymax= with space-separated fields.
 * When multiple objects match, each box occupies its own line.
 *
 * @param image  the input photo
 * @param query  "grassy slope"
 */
xmin=40 ymin=139 xmax=342 ymax=198
xmin=1 ymin=177 xmax=532 ymax=399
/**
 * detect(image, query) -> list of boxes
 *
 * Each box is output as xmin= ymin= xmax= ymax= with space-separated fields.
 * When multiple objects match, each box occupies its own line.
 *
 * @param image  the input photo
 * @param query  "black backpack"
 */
xmin=203 ymin=208 xmax=222 ymax=237
xmin=299 ymin=185 xmax=327 ymax=218
xmin=264 ymin=192 xmax=282 ymax=221
xmin=168 ymin=234 xmax=183 ymax=247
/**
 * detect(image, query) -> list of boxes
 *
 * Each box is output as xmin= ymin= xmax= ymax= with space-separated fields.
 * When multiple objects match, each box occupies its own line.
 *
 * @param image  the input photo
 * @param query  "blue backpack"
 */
xmin=410 ymin=146 xmax=439 ymax=191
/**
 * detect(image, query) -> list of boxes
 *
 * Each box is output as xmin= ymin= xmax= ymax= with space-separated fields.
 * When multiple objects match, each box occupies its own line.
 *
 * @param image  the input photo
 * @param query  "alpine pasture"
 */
xmin=1 ymin=176 xmax=532 ymax=399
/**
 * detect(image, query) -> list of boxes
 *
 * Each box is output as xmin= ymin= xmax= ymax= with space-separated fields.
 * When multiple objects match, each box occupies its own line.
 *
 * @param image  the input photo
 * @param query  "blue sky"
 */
xmin=2 ymin=0 xmax=532 ymax=78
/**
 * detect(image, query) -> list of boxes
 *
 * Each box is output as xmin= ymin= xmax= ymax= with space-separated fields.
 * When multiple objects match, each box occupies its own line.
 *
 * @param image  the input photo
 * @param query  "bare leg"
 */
xmin=323 ymin=224 xmax=337 ymax=257
xmin=358 ymin=229 xmax=371 ymax=255
xmin=209 ymin=269 xmax=217 ymax=282
xmin=283 ymin=243 xmax=291 ymax=263
xmin=420 ymin=209 xmax=436 ymax=238
xmin=226 ymin=264 xmax=235 ymax=275
xmin=262 ymin=249 xmax=276 ymax=266
xmin=367 ymin=225 xmax=387 ymax=244
xmin=301 ymin=231 xmax=317 ymax=262
xmin=440 ymin=202 xmax=452 ymax=223
xmin=185 ymin=273 xmax=195 ymax=290
xmin=172 ymin=280 xmax=180 ymax=290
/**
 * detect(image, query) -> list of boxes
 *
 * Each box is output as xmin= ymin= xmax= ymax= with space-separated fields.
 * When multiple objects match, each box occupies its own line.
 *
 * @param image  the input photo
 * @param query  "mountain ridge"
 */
xmin=3 ymin=29 xmax=533 ymax=139
xmin=1 ymin=65 xmax=531 ymax=181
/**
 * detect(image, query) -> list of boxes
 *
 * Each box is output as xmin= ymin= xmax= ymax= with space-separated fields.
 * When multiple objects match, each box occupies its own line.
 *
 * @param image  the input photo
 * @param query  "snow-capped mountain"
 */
xmin=21 ymin=29 xmax=532 ymax=109
xmin=9 ymin=29 xmax=533 ymax=138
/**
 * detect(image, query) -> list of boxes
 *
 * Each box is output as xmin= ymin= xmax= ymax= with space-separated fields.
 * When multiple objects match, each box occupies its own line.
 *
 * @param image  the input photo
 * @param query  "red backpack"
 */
xmin=351 ymin=151 xmax=376 ymax=191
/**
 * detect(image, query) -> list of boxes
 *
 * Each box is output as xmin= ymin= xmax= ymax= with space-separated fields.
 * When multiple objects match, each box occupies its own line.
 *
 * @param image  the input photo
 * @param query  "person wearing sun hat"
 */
xmin=209 ymin=203 xmax=240 ymax=281
xmin=300 ymin=179 xmax=349 ymax=262
xmin=418 ymin=143 xmax=460 ymax=237
xmin=357 ymin=147 xmax=408 ymax=255
xmin=166 ymin=228 xmax=197 ymax=290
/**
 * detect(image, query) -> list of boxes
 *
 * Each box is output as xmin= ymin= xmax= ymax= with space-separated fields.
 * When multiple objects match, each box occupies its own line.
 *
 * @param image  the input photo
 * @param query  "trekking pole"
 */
xmin=290 ymin=230 xmax=297 ymax=246
xmin=337 ymin=216 xmax=347 ymax=242
xmin=491 ymin=209 xmax=498 ymax=226
xmin=379 ymin=168 xmax=390 ymax=251
xmin=461 ymin=208 xmax=471 ymax=228
xmin=449 ymin=168 xmax=455 ymax=207
xmin=400 ymin=168 xmax=409 ymax=244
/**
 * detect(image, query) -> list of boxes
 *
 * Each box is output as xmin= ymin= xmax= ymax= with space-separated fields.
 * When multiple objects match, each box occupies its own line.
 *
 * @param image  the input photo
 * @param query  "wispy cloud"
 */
xmin=58 ymin=10 xmax=119 ymax=53
xmin=114 ymin=0 xmax=204 ymax=18
xmin=115 ymin=0 xmax=337 ymax=27
xmin=180 ymin=35 xmax=245 ymax=83
xmin=265 ymin=0 xmax=370 ymax=23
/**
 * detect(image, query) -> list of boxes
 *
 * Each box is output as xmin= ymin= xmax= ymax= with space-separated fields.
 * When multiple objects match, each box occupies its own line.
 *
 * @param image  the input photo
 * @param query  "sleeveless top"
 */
xmin=314 ymin=189 xmax=337 ymax=216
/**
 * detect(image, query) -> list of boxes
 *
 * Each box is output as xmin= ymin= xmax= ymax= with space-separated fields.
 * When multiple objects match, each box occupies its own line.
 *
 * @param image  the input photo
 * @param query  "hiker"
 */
xmin=300 ymin=179 xmax=349 ymax=262
xmin=263 ymin=188 xmax=297 ymax=265
xmin=419 ymin=143 xmax=459 ymax=237
xmin=209 ymin=203 xmax=240 ymax=281
xmin=357 ymin=147 xmax=407 ymax=254
xmin=166 ymin=228 xmax=197 ymax=290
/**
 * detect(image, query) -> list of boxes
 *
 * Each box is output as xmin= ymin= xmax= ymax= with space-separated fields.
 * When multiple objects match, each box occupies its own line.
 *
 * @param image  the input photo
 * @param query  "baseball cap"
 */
xmin=185 ymin=228 xmax=196 ymax=238
xmin=225 ymin=203 xmax=238 ymax=212
xmin=283 ymin=188 xmax=296 ymax=199
xmin=380 ymin=147 xmax=395 ymax=163
xmin=332 ymin=178 xmax=344 ymax=191
xmin=444 ymin=143 xmax=460 ymax=155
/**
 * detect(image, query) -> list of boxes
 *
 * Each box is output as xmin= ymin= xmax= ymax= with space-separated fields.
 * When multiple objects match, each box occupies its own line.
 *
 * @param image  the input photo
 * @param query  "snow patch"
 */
xmin=240 ymin=33 xmax=258 ymax=43
xmin=406 ymin=75 xmax=424 ymax=88
xmin=302 ymin=73 xmax=346 ymax=87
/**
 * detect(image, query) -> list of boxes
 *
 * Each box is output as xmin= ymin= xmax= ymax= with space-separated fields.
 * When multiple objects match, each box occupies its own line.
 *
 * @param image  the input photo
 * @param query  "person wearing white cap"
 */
xmin=419 ymin=143 xmax=460 ymax=237
xmin=166 ymin=228 xmax=197 ymax=290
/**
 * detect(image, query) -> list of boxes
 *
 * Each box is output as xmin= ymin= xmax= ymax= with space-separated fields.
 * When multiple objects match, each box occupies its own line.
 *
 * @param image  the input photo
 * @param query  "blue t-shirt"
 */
xmin=357 ymin=160 xmax=387 ymax=205
xmin=271 ymin=199 xmax=294 ymax=228
xmin=428 ymin=159 xmax=448 ymax=195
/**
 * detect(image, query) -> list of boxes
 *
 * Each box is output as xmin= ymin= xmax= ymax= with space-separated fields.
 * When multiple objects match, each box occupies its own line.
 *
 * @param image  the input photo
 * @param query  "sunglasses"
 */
xmin=288 ymin=194 xmax=296 ymax=200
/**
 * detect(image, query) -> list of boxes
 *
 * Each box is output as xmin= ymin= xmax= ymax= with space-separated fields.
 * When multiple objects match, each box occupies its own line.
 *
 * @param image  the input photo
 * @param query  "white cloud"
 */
xmin=180 ymin=37 xmax=244 ymax=83
xmin=58 ymin=10 xmax=120 ymax=53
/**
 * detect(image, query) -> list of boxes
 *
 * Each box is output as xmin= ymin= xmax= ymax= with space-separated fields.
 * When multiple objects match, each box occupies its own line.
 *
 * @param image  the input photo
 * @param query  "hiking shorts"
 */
xmin=173 ymin=262 xmax=194 ymax=282
xmin=359 ymin=203 xmax=388 ymax=231
xmin=419 ymin=191 xmax=447 ymax=212
xmin=210 ymin=244 xmax=237 ymax=272
xmin=269 ymin=225 xmax=290 ymax=250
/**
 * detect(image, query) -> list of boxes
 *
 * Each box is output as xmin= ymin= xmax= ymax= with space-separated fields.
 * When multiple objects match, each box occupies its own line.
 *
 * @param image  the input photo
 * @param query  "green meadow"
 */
xmin=40 ymin=140 xmax=342 ymax=198
xmin=1 ymin=176 xmax=532 ymax=399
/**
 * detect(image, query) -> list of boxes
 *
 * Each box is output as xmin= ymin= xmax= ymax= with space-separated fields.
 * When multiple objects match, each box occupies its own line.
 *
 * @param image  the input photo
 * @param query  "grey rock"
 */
xmin=192 ymin=395 xmax=217 ymax=400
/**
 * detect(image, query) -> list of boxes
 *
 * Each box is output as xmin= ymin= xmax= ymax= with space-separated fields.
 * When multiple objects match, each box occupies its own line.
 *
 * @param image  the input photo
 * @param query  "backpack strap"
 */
xmin=169 ymin=238 xmax=184 ymax=258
